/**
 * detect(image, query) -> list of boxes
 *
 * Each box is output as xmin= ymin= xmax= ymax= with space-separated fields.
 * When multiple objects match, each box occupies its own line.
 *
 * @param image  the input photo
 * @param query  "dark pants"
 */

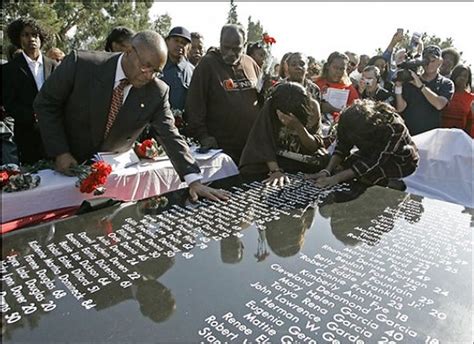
xmin=13 ymin=123 xmax=46 ymax=165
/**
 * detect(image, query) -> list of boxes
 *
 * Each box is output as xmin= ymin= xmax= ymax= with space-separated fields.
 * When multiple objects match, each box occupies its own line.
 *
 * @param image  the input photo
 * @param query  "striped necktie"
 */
xmin=104 ymin=78 xmax=130 ymax=138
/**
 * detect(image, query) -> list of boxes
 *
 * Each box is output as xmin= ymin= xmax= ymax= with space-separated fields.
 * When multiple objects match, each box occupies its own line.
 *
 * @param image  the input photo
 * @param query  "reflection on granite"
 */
xmin=1 ymin=174 xmax=472 ymax=343
xmin=320 ymin=188 xmax=424 ymax=246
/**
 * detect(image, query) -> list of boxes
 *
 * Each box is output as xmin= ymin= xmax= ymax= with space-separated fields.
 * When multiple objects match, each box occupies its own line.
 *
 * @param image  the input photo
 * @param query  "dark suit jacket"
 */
xmin=34 ymin=50 xmax=200 ymax=179
xmin=2 ymin=53 xmax=57 ymax=163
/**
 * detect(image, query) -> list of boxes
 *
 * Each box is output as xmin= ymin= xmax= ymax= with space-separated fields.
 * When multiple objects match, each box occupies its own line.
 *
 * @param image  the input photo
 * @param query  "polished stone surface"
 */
xmin=1 ymin=174 xmax=472 ymax=343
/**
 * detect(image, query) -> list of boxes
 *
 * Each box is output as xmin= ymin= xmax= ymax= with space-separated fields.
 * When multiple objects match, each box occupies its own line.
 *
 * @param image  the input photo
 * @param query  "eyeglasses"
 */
xmin=132 ymin=46 xmax=163 ymax=78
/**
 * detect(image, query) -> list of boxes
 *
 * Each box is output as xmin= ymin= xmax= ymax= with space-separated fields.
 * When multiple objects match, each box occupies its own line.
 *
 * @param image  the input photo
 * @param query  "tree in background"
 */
xmin=2 ymin=1 xmax=154 ymax=54
xmin=152 ymin=13 xmax=172 ymax=38
xmin=422 ymin=33 xmax=455 ymax=50
xmin=247 ymin=16 xmax=264 ymax=43
xmin=226 ymin=0 xmax=240 ymax=25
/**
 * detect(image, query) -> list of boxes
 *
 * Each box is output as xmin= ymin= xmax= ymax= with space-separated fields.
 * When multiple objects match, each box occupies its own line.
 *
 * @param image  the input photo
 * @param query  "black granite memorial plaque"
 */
xmin=1 ymin=174 xmax=472 ymax=343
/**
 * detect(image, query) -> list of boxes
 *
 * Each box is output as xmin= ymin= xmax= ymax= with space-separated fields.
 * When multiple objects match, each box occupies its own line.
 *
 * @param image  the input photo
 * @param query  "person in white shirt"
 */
xmin=3 ymin=17 xmax=57 ymax=164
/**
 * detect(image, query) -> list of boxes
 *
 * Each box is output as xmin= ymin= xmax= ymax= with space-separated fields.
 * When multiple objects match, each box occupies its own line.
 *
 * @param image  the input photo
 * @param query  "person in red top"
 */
xmin=315 ymin=51 xmax=359 ymax=123
xmin=441 ymin=64 xmax=474 ymax=137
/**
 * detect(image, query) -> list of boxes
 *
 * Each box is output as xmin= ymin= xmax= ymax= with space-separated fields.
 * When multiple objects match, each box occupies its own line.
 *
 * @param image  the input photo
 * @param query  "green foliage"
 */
xmin=247 ymin=16 xmax=264 ymax=43
xmin=226 ymin=0 xmax=240 ymax=25
xmin=152 ymin=13 xmax=172 ymax=38
xmin=2 ymin=1 xmax=154 ymax=54
xmin=421 ymin=33 xmax=455 ymax=50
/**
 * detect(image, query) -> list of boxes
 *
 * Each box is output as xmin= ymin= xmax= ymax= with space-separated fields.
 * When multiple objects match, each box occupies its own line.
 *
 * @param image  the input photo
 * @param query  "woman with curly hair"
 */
xmin=240 ymin=82 xmax=327 ymax=186
xmin=307 ymin=99 xmax=418 ymax=190
xmin=3 ymin=17 xmax=57 ymax=164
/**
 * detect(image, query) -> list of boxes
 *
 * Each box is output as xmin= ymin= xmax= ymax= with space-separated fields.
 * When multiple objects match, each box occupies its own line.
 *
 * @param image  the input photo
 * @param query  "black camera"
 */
xmin=395 ymin=58 xmax=427 ymax=83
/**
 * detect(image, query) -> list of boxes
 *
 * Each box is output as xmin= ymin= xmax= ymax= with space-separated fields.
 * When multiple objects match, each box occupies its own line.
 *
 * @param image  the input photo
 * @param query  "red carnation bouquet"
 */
xmin=261 ymin=33 xmax=277 ymax=75
xmin=134 ymin=138 xmax=165 ymax=159
xmin=262 ymin=33 xmax=276 ymax=45
xmin=1 ymin=164 xmax=41 ymax=192
xmin=0 ymin=166 xmax=19 ymax=188
xmin=72 ymin=161 xmax=112 ymax=195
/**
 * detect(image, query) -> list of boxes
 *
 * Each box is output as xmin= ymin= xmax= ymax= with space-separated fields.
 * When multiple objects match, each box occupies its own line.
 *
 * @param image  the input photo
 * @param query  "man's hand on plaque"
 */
xmin=263 ymin=170 xmax=290 ymax=187
xmin=188 ymin=181 xmax=231 ymax=202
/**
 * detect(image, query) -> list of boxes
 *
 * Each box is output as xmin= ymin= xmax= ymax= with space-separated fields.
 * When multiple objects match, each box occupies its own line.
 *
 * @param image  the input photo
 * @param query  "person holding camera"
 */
xmin=394 ymin=45 xmax=454 ymax=135
xmin=358 ymin=65 xmax=395 ymax=106
xmin=383 ymin=29 xmax=424 ymax=83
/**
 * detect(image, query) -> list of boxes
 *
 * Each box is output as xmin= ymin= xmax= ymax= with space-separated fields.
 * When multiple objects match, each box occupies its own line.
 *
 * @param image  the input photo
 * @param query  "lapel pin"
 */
xmin=140 ymin=103 xmax=145 ymax=108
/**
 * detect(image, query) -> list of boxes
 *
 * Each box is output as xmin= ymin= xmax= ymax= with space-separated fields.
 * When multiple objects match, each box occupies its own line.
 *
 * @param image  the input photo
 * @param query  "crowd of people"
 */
xmin=1 ymin=16 xmax=473 ymax=199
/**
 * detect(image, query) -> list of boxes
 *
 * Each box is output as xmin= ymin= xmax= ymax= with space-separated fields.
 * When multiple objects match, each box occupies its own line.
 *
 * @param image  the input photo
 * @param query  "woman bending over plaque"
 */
xmin=307 ymin=99 xmax=419 ymax=191
xmin=239 ymin=82 xmax=328 ymax=186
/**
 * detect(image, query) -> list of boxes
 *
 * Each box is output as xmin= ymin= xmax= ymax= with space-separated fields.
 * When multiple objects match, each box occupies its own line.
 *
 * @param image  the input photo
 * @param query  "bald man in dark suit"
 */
xmin=34 ymin=31 xmax=228 ymax=201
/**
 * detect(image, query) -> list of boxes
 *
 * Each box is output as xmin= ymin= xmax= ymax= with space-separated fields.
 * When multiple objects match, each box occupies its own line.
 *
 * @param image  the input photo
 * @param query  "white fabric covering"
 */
xmin=404 ymin=129 xmax=473 ymax=208
xmin=1 ymin=152 xmax=239 ymax=223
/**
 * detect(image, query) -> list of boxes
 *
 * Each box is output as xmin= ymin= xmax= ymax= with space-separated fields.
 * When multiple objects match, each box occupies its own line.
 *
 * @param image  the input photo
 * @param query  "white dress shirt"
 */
xmin=114 ymin=54 xmax=202 ymax=186
xmin=22 ymin=51 xmax=44 ymax=90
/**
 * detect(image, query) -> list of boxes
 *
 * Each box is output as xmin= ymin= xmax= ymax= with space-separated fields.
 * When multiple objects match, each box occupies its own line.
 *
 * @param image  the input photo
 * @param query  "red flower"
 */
xmin=0 ymin=169 xmax=20 ymax=188
xmin=75 ymin=161 xmax=112 ymax=194
xmin=142 ymin=140 xmax=154 ymax=149
xmin=91 ymin=161 xmax=112 ymax=175
xmin=79 ymin=176 xmax=96 ymax=193
xmin=0 ymin=171 xmax=9 ymax=187
xmin=135 ymin=138 xmax=161 ymax=159
xmin=262 ymin=34 xmax=276 ymax=45
xmin=223 ymin=79 xmax=235 ymax=90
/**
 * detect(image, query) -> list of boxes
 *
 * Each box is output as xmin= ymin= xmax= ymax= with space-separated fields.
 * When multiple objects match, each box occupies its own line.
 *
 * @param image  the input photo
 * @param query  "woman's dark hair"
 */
xmin=320 ymin=51 xmax=350 ymax=85
xmin=450 ymin=64 xmax=472 ymax=91
xmin=367 ymin=55 xmax=389 ymax=82
xmin=246 ymin=41 xmax=264 ymax=56
xmin=269 ymin=81 xmax=312 ymax=126
xmin=105 ymin=26 xmax=135 ymax=52
xmin=278 ymin=51 xmax=293 ymax=79
xmin=338 ymin=99 xmax=397 ymax=140
xmin=7 ymin=17 xmax=48 ymax=48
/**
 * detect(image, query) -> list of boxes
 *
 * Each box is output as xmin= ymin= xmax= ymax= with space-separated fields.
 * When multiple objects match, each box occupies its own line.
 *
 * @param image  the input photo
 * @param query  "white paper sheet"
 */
xmin=190 ymin=146 xmax=224 ymax=160
xmin=96 ymin=149 xmax=141 ymax=170
xmin=325 ymin=87 xmax=350 ymax=109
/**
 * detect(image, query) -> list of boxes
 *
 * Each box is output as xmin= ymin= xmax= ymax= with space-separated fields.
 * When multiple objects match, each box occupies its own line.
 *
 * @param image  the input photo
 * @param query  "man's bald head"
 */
xmin=123 ymin=30 xmax=168 ymax=88
xmin=132 ymin=31 xmax=167 ymax=59
xmin=220 ymin=24 xmax=246 ymax=42
xmin=220 ymin=24 xmax=246 ymax=66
